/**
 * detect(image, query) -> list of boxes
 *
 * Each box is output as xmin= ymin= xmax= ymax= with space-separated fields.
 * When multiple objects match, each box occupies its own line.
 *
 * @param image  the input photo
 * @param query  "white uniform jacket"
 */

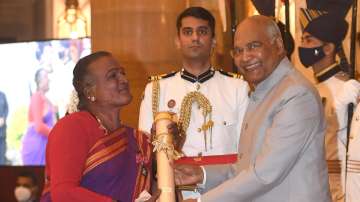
xmin=138 ymin=69 xmax=249 ymax=157
xmin=317 ymin=75 xmax=348 ymax=163
xmin=334 ymin=79 xmax=360 ymax=202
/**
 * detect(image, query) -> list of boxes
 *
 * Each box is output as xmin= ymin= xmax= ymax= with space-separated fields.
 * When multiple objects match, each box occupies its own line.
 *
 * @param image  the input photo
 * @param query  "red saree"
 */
xmin=41 ymin=111 xmax=152 ymax=202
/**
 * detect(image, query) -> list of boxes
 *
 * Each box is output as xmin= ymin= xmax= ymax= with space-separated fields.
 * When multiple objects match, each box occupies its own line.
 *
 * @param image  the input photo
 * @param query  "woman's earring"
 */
xmin=88 ymin=96 xmax=96 ymax=102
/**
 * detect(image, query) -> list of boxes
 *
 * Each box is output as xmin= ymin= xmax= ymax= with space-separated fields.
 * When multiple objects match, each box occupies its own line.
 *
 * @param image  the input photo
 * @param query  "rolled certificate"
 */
xmin=153 ymin=112 xmax=176 ymax=202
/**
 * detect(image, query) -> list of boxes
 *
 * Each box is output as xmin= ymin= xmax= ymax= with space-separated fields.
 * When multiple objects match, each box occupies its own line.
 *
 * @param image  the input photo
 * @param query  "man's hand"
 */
xmin=167 ymin=122 xmax=186 ymax=151
xmin=151 ymin=120 xmax=179 ymax=136
xmin=150 ymin=120 xmax=185 ymax=151
xmin=144 ymin=189 xmax=161 ymax=202
xmin=174 ymin=164 xmax=204 ymax=186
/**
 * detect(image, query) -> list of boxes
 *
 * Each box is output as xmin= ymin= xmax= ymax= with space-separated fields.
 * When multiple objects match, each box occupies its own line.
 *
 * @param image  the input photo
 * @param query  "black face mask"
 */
xmin=298 ymin=46 xmax=325 ymax=68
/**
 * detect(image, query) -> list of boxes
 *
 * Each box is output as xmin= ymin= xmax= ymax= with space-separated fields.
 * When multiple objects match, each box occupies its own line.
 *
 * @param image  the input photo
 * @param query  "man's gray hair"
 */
xmin=267 ymin=19 xmax=281 ymax=40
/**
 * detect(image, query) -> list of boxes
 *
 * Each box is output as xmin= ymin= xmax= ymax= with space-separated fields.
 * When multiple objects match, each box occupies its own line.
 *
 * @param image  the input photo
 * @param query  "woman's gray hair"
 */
xmin=72 ymin=51 xmax=112 ymax=110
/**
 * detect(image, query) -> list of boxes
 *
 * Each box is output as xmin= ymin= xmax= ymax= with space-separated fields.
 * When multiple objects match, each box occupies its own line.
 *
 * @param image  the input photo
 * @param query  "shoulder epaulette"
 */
xmin=218 ymin=69 xmax=243 ymax=79
xmin=334 ymin=71 xmax=349 ymax=81
xmin=148 ymin=71 xmax=177 ymax=81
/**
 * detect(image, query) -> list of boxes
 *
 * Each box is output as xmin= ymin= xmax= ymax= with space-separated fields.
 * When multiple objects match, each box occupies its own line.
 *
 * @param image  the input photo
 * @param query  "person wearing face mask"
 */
xmin=14 ymin=171 xmax=39 ymax=202
xmin=298 ymin=8 xmax=360 ymax=202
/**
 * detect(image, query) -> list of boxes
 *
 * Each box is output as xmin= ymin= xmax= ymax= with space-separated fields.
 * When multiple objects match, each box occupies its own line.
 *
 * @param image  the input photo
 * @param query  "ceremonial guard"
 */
xmin=138 ymin=7 xmax=249 ymax=199
xmin=334 ymin=79 xmax=360 ymax=202
xmin=298 ymin=8 xmax=358 ymax=201
xmin=345 ymin=102 xmax=360 ymax=202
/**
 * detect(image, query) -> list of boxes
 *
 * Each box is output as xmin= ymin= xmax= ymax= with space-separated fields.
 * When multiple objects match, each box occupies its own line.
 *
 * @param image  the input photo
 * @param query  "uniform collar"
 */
xmin=251 ymin=57 xmax=292 ymax=101
xmin=180 ymin=67 xmax=215 ymax=83
xmin=315 ymin=61 xmax=341 ymax=83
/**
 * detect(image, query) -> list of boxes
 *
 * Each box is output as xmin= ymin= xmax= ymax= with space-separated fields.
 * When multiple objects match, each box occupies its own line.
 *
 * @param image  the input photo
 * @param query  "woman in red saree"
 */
xmin=41 ymin=51 xmax=156 ymax=202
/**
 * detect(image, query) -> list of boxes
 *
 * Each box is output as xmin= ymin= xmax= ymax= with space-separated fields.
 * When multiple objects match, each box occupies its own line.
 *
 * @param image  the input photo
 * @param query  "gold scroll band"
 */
xmin=155 ymin=132 xmax=173 ymax=145
xmin=154 ymin=112 xmax=173 ymax=123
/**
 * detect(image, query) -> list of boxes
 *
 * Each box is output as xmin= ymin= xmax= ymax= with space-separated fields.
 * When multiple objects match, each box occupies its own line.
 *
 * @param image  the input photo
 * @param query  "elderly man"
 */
xmin=175 ymin=15 xmax=331 ymax=202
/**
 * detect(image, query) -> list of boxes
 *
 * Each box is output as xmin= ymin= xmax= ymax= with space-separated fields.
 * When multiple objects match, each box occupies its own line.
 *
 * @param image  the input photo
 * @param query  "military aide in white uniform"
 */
xmin=334 ymin=80 xmax=360 ymax=202
xmin=138 ymin=7 xmax=249 ymax=200
xmin=298 ymin=9 xmax=350 ymax=201
xmin=139 ymin=68 xmax=248 ymax=156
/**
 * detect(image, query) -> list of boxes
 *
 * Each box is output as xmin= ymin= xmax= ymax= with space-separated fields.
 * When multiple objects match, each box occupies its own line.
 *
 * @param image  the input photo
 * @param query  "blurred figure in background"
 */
xmin=0 ymin=90 xmax=8 ymax=164
xmin=14 ymin=171 xmax=39 ymax=202
xmin=22 ymin=69 xmax=56 ymax=165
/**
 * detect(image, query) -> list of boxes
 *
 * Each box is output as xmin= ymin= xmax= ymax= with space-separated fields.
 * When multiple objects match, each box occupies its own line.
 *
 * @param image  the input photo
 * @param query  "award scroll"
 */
xmin=152 ymin=112 xmax=182 ymax=202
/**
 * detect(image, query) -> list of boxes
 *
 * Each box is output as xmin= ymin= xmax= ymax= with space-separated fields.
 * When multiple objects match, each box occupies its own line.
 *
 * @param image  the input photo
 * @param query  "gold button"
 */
xmin=197 ymin=128 xmax=201 ymax=132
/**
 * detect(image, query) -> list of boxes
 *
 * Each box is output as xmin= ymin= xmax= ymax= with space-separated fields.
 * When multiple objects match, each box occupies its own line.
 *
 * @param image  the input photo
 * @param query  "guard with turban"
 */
xmin=298 ymin=8 xmax=360 ymax=202
xmin=298 ymin=9 xmax=348 ymax=78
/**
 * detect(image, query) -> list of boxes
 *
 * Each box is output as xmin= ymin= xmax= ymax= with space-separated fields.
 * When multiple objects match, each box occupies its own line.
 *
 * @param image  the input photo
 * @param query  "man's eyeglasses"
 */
xmin=230 ymin=41 xmax=263 ymax=58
